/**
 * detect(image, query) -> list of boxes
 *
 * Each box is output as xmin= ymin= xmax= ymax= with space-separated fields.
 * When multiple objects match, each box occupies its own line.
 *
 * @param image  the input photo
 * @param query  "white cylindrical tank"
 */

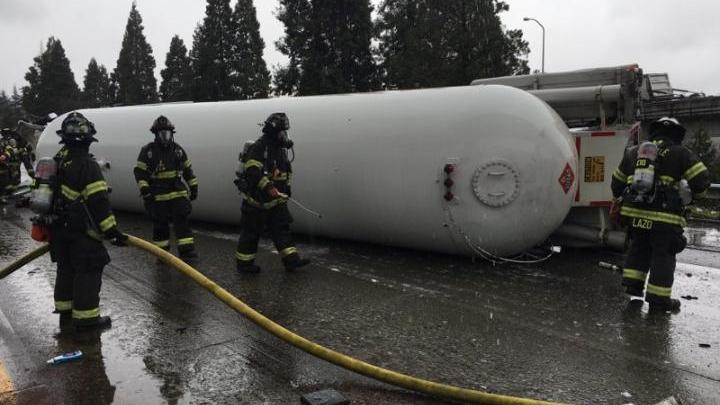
xmin=38 ymin=85 xmax=577 ymax=256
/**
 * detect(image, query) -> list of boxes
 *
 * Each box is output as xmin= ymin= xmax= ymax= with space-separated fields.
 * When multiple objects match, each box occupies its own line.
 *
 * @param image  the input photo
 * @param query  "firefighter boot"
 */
xmin=283 ymin=254 xmax=311 ymax=272
xmin=74 ymin=316 xmax=112 ymax=331
xmin=179 ymin=249 xmax=198 ymax=260
xmin=237 ymin=261 xmax=261 ymax=273
xmin=648 ymin=298 xmax=681 ymax=313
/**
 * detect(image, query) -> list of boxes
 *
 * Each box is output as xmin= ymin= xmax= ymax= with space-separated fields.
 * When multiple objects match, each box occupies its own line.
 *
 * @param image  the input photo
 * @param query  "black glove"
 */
xmin=190 ymin=188 xmax=198 ymax=201
xmin=110 ymin=232 xmax=128 ymax=247
xmin=142 ymin=192 xmax=154 ymax=202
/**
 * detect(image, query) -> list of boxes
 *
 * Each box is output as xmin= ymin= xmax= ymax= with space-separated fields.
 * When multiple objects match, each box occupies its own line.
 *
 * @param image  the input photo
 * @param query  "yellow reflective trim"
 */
xmin=83 ymin=180 xmax=108 ymax=199
xmin=99 ymin=215 xmax=117 ymax=232
xmin=625 ymin=175 xmax=634 ymax=185
xmin=622 ymin=268 xmax=646 ymax=281
xmin=188 ymin=177 xmax=199 ymax=187
xmin=151 ymin=170 xmax=180 ymax=179
xmin=55 ymin=300 xmax=73 ymax=311
xmin=235 ymin=251 xmax=256 ymax=261
xmin=244 ymin=159 xmax=263 ymax=170
xmin=72 ymin=307 xmax=100 ymax=319
xmin=155 ymin=190 xmax=188 ymax=201
xmin=683 ymin=162 xmax=708 ymax=181
xmin=184 ymin=159 xmax=192 ymax=168
xmin=136 ymin=161 xmax=148 ymax=171
xmin=258 ymin=176 xmax=271 ymax=189
xmin=659 ymin=175 xmax=675 ymax=186
xmin=153 ymin=240 xmax=170 ymax=248
xmin=612 ymin=168 xmax=627 ymax=182
xmin=647 ymin=284 xmax=672 ymax=297
xmin=61 ymin=184 xmax=80 ymax=200
xmin=138 ymin=180 xmax=149 ymax=189
xmin=177 ymin=237 xmax=194 ymax=246
xmin=620 ymin=206 xmax=686 ymax=226
xmin=694 ymin=191 xmax=707 ymax=199
xmin=280 ymin=247 xmax=297 ymax=257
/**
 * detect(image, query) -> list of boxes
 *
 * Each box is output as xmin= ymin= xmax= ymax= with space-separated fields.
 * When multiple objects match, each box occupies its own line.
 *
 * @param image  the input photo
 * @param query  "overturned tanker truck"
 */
xmin=38 ymin=84 xmax=579 ymax=259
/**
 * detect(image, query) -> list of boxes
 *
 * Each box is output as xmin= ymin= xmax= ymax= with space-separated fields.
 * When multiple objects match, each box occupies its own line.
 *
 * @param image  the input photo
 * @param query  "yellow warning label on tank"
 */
xmin=584 ymin=156 xmax=605 ymax=183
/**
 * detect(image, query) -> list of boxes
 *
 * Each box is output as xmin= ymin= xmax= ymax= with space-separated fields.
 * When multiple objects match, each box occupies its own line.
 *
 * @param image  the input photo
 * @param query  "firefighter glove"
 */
xmin=141 ymin=192 xmax=154 ymax=202
xmin=190 ymin=188 xmax=198 ymax=201
xmin=110 ymin=232 xmax=129 ymax=247
xmin=267 ymin=187 xmax=288 ymax=200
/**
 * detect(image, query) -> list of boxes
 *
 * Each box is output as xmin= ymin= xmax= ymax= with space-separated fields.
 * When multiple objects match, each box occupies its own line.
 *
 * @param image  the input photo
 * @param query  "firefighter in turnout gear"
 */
xmin=235 ymin=113 xmax=311 ymax=273
xmin=134 ymin=116 xmax=199 ymax=259
xmin=0 ymin=131 xmax=13 ymax=199
xmin=611 ymin=117 xmax=711 ymax=312
xmin=48 ymin=112 xmax=128 ymax=329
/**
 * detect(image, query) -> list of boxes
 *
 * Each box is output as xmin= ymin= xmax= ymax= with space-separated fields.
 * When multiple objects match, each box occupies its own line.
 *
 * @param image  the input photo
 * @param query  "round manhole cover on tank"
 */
xmin=471 ymin=160 xmax=520 ymax=207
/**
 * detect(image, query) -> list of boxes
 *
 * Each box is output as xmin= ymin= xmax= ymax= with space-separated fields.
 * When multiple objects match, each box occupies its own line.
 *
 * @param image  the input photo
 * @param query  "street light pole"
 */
xmin=523 ymin=17 xmax=545 ymax=73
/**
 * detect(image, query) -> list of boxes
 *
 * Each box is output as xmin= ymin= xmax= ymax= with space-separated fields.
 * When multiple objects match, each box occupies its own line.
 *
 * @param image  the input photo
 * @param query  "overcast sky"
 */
xmin=1 ymin=0 xmax=719 ymax=96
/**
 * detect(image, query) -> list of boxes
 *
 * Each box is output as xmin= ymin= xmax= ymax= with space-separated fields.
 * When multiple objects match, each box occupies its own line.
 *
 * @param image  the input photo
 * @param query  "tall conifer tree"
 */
xmin=376 ymin=0 xmax=530 ymax=89
xmin=231 ymin=0 xmax=270 ymax=99
xmin=275 ymin=0 xmax=376 ymax=96
xmin=114 ymin=2 xmax=158 ymax=105
xmin=82 ymin=58 xmax=111 ymax=108
xmin=190 ymin=0 xmax=235 ymax=101
xmin=274 ymin=0 xmax=311 ymax=95
xmin=160 ymin=35 xmax=193 ymax=102
xmin=22 ymin=37 xmax=80 ymax=117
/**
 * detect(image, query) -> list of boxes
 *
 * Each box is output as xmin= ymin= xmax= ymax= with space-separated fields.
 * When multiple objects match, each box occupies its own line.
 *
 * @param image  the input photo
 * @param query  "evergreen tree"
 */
xmin=113 ymin=2 xmax=158 ymax=105
xmin=22 ymin=37 xmax=80 ymax=117
xmin=274 ymin=0 xmax=312 ymax=95
xmin=231 ymin=0 xmax=270 ymax=99
xmin=190 ymin=0 xmax=235 ymax=101
xmin=160 ymin=35 xmax=193 ymax=102
xmin=376 ymin=0 xmax=530 ymax=89
xmin=298 ymin=0 xmax=376 ymax=95
xmin=82 ymin=58 xmax=111 ymax=108
xmin=275 ymin=0 xmax=376 ymax=96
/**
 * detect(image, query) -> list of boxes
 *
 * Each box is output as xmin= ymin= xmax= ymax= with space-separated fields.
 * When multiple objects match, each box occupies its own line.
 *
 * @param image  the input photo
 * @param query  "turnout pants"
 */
xmin=622 ymin=225 xmax=686 ymax=303
xmin=235 ymin=202 xmax=301 ymax=267
xmin=50 ymin=231 xmax=110 ymax=323
xmin=145 ymin=197 xmax=195 ymax=254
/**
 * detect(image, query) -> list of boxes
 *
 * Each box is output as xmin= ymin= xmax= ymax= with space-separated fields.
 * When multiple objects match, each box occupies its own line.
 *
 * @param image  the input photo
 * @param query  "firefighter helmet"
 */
xmin=263 ymin=113 xmax=290 ymax=134
xmin=56 ymin=112 xmax=97 ymax=143
xmin=150 ymin=115 xmax=175 ymax=134
xmin=649 ymin=117 xmax=686 ymax=142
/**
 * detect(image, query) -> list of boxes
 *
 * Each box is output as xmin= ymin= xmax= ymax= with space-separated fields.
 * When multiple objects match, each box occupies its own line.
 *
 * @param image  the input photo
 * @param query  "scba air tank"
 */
xmin=38 ymin=85 xmax=577 ymax=257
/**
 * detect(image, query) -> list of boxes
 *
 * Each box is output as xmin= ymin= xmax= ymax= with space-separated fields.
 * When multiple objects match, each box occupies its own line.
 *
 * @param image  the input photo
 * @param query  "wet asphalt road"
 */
xmin=0 ymin=203 xmax=719 ymax=405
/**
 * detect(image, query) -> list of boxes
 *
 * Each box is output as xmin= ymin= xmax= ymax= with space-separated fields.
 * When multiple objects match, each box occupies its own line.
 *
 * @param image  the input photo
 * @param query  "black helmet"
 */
xmin=649 ymin=117 xmax=686 ymax=142
xmin=56 ymin=112 xmax=97 ymax=143
xmin=263 ymin=113 xmax=290 ymax=134
xmin=150 ymin=115 xmax=175 ymax=134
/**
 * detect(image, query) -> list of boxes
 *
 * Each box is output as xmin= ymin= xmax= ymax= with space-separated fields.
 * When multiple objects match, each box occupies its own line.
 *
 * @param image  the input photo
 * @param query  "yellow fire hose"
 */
xmin=0 ymin=244 xmax=50 ymax=280
xmin=1 ymin=237 xmax=575 ymax=405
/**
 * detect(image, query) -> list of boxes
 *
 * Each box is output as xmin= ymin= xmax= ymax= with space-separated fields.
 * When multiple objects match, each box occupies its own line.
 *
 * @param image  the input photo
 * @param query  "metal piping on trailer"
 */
xmin=1 ymin=240 xmax=576 ymax=405
xmin=528 ymin=85 xmax=622 ymax=105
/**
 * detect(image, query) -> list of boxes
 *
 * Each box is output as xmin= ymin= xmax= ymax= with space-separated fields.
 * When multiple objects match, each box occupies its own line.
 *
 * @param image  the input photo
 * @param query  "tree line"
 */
xmin=8 ymin=0 xmax=530 ymax=121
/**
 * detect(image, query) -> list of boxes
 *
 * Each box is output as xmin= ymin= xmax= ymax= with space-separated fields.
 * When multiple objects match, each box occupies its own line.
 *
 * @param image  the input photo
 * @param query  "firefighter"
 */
xmin=134 ymin=116 xmax=199 ymax=259
xmin=49 ymin=112 xmax=128 ymax=329
xmin=611 ymin=117 xmax=711 ymax=312
xmin=0 ymin=135 xmax=12 ymax=200
xmin=235 ymin=112 xmax=311 ymax=273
